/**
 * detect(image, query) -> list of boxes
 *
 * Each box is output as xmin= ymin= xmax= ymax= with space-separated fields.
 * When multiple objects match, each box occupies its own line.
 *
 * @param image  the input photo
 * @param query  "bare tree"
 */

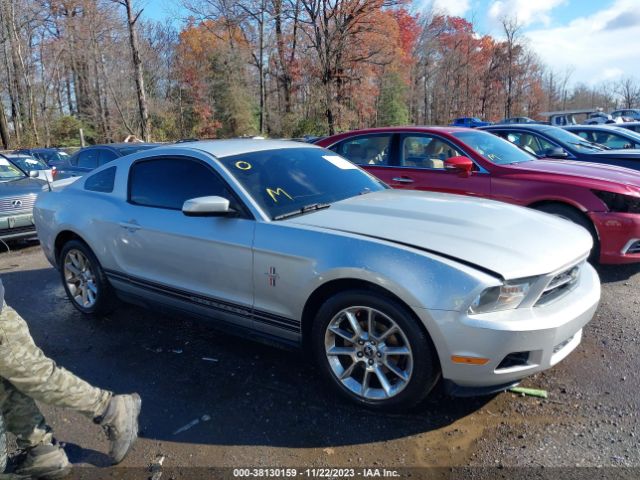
xmin=113 ymin=0 xmax=150 ymax=141
xmin=616 ymin=77 xmax=640 ymax=109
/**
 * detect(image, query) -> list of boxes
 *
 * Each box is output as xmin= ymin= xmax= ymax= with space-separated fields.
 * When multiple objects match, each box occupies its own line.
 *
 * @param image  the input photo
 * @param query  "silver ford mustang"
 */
xmin=34 ymin=140 xmax=600 ymax=410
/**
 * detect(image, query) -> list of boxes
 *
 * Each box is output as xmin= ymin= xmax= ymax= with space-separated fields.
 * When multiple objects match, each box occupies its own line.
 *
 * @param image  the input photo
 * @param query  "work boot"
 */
xmin=97 ymin=393 xmax=141 ymax=464
xmin=13 ymin=442 xmax=70 ymax=479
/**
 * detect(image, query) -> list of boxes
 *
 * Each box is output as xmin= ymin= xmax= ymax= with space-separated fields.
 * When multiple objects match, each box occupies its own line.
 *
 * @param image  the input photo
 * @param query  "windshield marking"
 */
xmin=266 ymin=187 xmax=293 ymax=202
xmin=235 ymin=161 xmax=252 ymax=170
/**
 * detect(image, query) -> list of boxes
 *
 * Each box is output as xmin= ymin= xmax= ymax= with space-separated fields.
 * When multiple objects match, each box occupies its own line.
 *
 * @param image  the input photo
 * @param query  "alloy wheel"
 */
xmin=324 ymin=306 xmax=413 ymax=400
xmin=63 ymin=249 xmax=98 ymax=308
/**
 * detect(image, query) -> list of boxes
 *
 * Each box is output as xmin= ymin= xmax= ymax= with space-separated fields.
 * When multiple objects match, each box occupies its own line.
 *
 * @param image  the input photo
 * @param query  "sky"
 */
xmin=143 ymin=0 xmax=640 ymax=87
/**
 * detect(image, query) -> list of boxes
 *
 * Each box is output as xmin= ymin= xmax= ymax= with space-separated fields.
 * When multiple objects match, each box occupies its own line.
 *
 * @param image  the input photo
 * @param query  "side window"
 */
xmin=99 ymin=150 xmax=119 ymax=166
xmin=505 ymin=132 xmax=554 ymax=156
xmin=76 ymin=149 xmax=99 ymax=169
xmin=332 ymin=135 xmax=392 ymax=166
xmin=594 ymin=132 xmax=632 ymax=149
xmin=85 ymin=167 xmax=116 ymax=193
xmin=574 ymin=131 xmax=593 ymax=142
xmin=129 ymin=157 xmax=233 ymax=210
xmin=401 ymin=135 xmax=462 ymax=169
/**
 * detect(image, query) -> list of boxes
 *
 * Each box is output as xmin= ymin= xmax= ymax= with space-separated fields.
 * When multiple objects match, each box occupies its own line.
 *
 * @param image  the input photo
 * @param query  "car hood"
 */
xmin=286 ymin=190 xmax=591 ymax=279
xmin=0 ymin=177 xmax=46 ymax=195
xmin=506 ymin=159 xmax=640 ymax=189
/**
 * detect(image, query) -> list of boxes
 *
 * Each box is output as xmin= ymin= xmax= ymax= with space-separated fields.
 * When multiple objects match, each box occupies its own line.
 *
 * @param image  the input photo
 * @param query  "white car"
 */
xmin=34 ymin=140 xmax=601 ymax=409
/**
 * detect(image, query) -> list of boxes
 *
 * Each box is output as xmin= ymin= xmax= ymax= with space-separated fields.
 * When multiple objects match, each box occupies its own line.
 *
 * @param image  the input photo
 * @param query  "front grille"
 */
xmin=0 ymin=193 xmax=37 ymax=213
xmin=536 ymin=263 xmax=581 ymax=306
xmin=625 ymin=240 xmax=640 ymax=254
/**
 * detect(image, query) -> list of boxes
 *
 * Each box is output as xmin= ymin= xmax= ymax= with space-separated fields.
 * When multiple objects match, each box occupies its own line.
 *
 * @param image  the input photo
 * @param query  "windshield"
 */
xmin=35 ymin=150 xmax=69 ymax=164
xmin=542 ymin=127 xmax=604 ymax=152
xmin=611 ymin=126 xmax=640 ymax=142
xmin=0 ymin=157 xmax=26 ymax=180
xmin=218 ymin=147 xmax=386 ymax=220
xmin=8 ymin=156 xmax=49 ymax=172
xmin=452 ymin=130 xmax=535 ymax=164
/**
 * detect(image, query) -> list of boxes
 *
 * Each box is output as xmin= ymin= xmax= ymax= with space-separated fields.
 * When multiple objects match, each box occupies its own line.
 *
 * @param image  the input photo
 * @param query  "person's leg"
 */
xmin=0 ymin=303 xmax=111 ymax=419
xmin=0 ymin=378 xmax=51 ymax=449
xmin=0 ymin=379 xmax=69 ymax=478
xmin=0 ymin=302 xmax=141 ymax=464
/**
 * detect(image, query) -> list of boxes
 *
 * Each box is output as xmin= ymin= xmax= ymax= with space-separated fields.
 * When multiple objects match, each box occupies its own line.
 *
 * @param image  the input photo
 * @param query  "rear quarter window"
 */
xmin=84 ymin=167 xmax=116 ymax=193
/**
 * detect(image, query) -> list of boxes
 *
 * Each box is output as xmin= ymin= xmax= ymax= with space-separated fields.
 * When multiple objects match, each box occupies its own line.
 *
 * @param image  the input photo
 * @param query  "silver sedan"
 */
xmin=34 ymin=140 xmax=600 ymax=410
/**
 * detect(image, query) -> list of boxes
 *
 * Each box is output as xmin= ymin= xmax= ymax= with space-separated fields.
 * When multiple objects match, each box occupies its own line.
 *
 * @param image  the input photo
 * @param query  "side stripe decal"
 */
xmin=104 ymin=269 xmax=300 ymax=333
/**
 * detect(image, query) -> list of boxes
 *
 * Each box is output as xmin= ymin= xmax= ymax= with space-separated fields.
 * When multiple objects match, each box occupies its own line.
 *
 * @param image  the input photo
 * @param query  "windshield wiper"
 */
xmin=568 ymin=141 xmax=602 ymax=151
xmin=274 ymin=203 xmax=331 ymax=220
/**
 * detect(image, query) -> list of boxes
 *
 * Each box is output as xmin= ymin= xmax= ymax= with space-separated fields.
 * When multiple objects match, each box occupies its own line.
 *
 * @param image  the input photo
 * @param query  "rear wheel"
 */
xmin=534 ymin=203 xmax=600 ymax=261
xmin=312 ymin=290 xmax=440 ymax=411
xmin=59 ymin=239 xmax=117 ymax=316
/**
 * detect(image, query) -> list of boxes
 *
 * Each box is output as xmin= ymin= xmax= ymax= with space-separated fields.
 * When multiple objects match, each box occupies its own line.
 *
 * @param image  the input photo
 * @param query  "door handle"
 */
xmin=392 ymin=177 xmax=414 ymax=184
xmin=119 ymin=220 xmax=141 ymax=232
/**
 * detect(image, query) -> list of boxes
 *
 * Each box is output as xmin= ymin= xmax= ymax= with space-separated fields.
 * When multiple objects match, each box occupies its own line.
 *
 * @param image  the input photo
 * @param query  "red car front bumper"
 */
xmin=590 ymin=212 xmax=640 ymax=264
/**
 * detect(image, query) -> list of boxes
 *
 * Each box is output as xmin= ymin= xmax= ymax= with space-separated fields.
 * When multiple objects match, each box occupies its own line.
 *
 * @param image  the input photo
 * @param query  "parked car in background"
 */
xmin=3 ymin=153 xmax=54 ymax=183
xmin=618 ymin=121 xmax=640 ymax=135
xmin=563 ymin=125 xmax=640 ymax=150
xmin=611 ymin=109 xmax=640 ymax=121
xmin=35 ymin=139 xmax=599 ymax=409
xmin=497 ymin=117 xmax=538 ymax=125
xmin=585 ymin=112 xmax=620 ymax=125
xmin=449 ymin=117 xmax=492 ymax=128
xmin=481 ymin=124 xmax=640 ymax=171
xmin=56 ymin=143 xmax=159 ymax=179
xmin=316 ymin=127 xmax=640 ymax=264
xmin=0 ymin=156 xmax=47 ymax=242
xmin=14 ymin=148 xmax=71 ymax=167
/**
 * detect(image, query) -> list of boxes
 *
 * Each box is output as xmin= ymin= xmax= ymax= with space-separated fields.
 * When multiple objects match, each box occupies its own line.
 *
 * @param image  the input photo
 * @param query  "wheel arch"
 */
xmin=54 ymin=230 xmax=89 ymax=267
xmin=527 ymin=200 xmax=599 ymax=238
xmin=300 ymin=278 xmax=438 ymax=359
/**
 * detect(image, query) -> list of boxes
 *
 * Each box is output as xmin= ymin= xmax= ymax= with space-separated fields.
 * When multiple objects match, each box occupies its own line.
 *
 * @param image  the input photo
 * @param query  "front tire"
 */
xmin=311 ymin=290 xmax=440 ymax=411
xmin=59 ymin=239 xmax=117 ymax=316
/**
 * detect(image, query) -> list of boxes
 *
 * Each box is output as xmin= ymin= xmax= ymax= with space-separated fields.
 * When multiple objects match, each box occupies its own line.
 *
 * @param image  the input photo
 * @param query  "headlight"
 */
xmin=593 ymin=190 xmax=640 ymax=213
xmin=468 ymin=280 xmax=534 ymax=314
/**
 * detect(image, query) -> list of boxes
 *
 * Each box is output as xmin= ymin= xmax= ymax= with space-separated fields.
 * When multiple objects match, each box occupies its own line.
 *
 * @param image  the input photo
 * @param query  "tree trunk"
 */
xmin=0 ymin=106 xmax=10 ymax=149
xmin=120 ymin=0 xmax=150 ymax=141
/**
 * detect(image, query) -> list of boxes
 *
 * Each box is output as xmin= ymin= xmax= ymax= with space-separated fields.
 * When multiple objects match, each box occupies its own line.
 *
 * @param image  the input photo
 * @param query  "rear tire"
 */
xmin=311 ymin=290 xmax=440 ymax=411
xmin=59 ymin=239 xmax=117 ymax=316
xmin=534 ymin=203 xmax=600 ymax=262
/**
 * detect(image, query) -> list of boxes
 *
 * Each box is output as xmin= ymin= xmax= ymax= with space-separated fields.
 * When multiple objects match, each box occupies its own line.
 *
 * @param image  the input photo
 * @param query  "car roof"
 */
xmin=81 ymin=143 xmax=158 ymax=149
xmin=327 ymin=126 xmax=476 ymax=136
xmin=564 ymin=125 xmax=629 ymax=131
xmin=482 ymin=124 xmax=549 ymax=131
xmin=162 ymin=139 xmax=323 ymax=158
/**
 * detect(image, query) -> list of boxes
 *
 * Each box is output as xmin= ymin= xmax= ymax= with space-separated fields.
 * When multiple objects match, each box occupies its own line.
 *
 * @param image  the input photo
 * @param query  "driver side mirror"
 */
xmin=182 ymin=196 xmax=235 ymax=216
xmin=29 ymin=170 xmax=39 ymax=178
xmin=545 ymin=147 xmax=569 ymax=159
xmin=444 ymin=156 xmax=474 ymax=177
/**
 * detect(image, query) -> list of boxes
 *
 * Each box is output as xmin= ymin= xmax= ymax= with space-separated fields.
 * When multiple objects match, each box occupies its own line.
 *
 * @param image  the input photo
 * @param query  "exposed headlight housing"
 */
xmin=468 ymin=280 xmax=533 ymax=314
xmin=593 ymin=190 xmax=640 ymax=213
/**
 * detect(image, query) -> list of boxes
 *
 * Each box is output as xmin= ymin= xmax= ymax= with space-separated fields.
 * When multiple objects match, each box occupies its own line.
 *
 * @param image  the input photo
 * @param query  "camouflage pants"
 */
xmin=0 ymin=303 xmax=111 ymax=448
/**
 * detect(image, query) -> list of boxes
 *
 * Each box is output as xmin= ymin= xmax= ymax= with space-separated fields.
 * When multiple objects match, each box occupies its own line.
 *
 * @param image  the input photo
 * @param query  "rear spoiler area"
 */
xmin=51 ymin=177 xmax=80 ymax=191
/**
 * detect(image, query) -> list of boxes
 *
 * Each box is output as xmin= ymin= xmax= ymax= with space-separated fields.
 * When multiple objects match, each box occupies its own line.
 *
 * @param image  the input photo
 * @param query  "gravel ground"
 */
xmin=0 ymin=243 xmax=638 ymax=478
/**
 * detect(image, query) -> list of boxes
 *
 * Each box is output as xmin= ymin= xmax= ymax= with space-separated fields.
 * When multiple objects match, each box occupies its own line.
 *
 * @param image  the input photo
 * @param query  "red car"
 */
xmin=316 ymin=127 xmax=640 ymax=264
